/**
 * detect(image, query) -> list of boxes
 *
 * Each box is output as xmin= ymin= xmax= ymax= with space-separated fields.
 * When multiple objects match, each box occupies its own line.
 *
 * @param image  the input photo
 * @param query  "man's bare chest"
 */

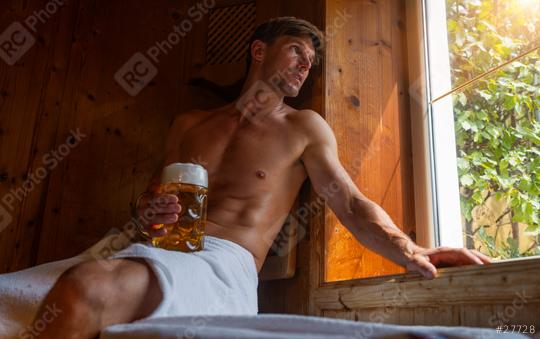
xmin=176 ymin=115 xmax=305 ymax=182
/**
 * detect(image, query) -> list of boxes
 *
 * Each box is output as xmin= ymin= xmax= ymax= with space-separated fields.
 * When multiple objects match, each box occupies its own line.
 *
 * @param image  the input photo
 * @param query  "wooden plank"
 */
xmin=354 ymin=309 xmax=374 ymax=323
xmin=489 ymin=303 xmax=540 ymax=327
xmin=324 ymin=0 xmax=414 ymax=282
xmin=0 ymin=0 xmax=45 ymax=272
xmin=396 ymin=307 xmax=415 ymax=325
xmin=0 ymin=0 xmax=80 ymax=273
xmin=411 ymin=306 xmax=454 ymax=326
xmin=314 ymin=259 xmax=540 ymax=326
xmin=313 ymin=258 xmax=540 ymax=311
xmin=355 ymin=303 xmax=540 ymax=327
xmin=36 ymin=0 xmax=192 ymax=263
xmin=322 ymin=309 xmax=355 ymax=320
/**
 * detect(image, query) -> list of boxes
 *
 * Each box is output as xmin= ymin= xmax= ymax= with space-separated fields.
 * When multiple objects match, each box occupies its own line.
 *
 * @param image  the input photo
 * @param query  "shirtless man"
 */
xmin=33 ymin=17 xmax=491 ymax=338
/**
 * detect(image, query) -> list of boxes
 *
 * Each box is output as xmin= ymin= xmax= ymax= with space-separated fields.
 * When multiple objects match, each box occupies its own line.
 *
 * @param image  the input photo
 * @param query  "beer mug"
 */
xmin=152 ymin=163 xmax=208 ymax=252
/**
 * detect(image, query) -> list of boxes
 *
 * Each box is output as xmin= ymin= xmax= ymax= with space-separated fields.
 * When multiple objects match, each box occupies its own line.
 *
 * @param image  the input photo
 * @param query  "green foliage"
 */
xmin=475 ymin=226 xmax=539 ymax=258
xmin=446 ymin=0 xmax=540 ymax=258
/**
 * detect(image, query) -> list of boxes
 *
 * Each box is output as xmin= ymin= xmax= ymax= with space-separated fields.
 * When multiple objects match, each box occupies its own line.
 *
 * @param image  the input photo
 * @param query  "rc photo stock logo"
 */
xmin=0 ymin=0 xmax=65 ymax=66
xmin=0 ymin=128 xmax=86 ymax=234
xmin=114 ymin=0 xmax=215 ymax=96
xmin=114 ymin=52 xmax=158 ymax=97
xmin=235 ymin=79 xmax=278 ymax=122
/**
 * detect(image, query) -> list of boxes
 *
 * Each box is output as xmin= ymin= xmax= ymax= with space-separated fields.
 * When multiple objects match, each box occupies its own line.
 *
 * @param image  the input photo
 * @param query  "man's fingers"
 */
xmin=133 ymin=193 xmax=181 ymax=240
xmin=451 ymin=248 xmax=485 ymax=265
xmin=430 ymin=248 xmax=485 ymax=267
xmin=141 ymin=194 xmax=179 ymax=206
xmin=154 ymin=194 xmax=179 ymax=205
xmin=155 ymin=214 xmax=179 ymax=224
xmin=470 ymin=249 xmax=493 ymax=264
xmin=419 ymin=264 xmax=437 ymax=279
xmin=460 ymin=248 xmax=484 ymax=265
xmin=148 ymin=226 xmax=167 ymax=237
xmin=137 ymin=202 xmax=181 ymax=222
xmin=419 ymin=247 xmax=494 ymax=270
xmin=140 ymin=204 xmax=181 ymax=215
xmin=141 ymin=213 xmax=179 ymax=225
xmin=143 ymin=214 xmax=178 ymax=237
xmin=407 ymin=255 xmax=438 ymax=279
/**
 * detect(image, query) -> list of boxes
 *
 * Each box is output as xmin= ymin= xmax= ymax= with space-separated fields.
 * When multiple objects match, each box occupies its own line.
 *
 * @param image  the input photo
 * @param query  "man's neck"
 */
xmin=235 ymin=72 xmax=287 ymax=121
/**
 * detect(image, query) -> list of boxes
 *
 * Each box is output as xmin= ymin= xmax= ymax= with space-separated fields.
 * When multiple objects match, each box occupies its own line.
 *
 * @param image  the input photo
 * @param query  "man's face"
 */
xmin=260 ymin=35 xmax=316 ymax=97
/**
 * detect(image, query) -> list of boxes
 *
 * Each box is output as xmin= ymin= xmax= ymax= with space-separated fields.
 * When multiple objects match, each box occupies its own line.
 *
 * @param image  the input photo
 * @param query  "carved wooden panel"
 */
xmin=206 ymin=2 xmax=256 ymax=65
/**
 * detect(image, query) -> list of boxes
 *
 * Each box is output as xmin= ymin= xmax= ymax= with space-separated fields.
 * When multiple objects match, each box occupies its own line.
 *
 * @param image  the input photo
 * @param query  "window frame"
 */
xmin=409 ymin=0 xmax=466 ymax=249
xmin=410 ymin=0 xmax=540 ymax=253
xmin=308 ymin=4 xmax=540 ymax=312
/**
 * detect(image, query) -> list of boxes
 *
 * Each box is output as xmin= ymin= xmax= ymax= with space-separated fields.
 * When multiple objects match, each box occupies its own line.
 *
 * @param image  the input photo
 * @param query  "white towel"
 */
xmin=100 ymin=314 xmax=528 ymax=339
xmin=0 ymin=231 xmax=258 ymax=338
xmin=108 ymin=235 xmax=259 ymax=318
xmin=0 ymin=234 xmax=116 ymax=338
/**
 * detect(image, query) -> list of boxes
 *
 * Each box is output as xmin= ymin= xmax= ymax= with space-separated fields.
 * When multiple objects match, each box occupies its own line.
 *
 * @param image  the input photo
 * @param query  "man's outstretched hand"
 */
xmin=405 ymin=247 xmax=493 ymax=279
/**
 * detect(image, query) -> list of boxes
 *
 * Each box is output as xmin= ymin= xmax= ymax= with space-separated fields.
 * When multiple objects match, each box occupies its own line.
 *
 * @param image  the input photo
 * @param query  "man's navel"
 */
xmin=255 ymin=170 xmax=266 ymax=179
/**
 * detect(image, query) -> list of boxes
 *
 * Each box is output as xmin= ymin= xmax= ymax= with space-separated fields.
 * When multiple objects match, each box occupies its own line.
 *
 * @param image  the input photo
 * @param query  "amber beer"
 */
xmin=152 ymin=163 xmax=208 ymax=252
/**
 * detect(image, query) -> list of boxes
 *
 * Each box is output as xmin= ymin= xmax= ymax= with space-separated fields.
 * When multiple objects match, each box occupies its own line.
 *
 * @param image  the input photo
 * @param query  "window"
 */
xmin=322 ymin=0 xmax=539 ymax=283
xmin=423 ymin=0 xmax=540 ymax=259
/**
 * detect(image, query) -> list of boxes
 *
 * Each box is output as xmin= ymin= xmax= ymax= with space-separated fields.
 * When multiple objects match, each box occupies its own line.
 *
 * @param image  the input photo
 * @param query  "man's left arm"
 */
xmin=299 ymin=112 xmax=492 ymax=279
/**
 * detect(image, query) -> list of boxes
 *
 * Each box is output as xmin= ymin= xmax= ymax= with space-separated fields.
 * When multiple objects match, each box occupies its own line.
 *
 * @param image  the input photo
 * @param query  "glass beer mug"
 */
xmin=152 ymin=163 xmax=208 ymax=252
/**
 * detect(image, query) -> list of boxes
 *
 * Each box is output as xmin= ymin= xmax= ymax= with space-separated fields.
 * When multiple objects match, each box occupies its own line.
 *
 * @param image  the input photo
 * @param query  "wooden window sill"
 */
xmin=315 ymin=257 xmax=540 ymax=310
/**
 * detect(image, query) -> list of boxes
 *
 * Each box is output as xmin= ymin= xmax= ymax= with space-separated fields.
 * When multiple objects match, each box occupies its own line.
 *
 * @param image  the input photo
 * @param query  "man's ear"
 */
xmin=250 ymin=40 xmax=267 ymax=63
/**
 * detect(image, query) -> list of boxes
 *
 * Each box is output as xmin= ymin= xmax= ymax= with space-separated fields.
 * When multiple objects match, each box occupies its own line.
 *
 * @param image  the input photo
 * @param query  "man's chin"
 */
xmin=282 ymin=85 xmax=301 ymax=97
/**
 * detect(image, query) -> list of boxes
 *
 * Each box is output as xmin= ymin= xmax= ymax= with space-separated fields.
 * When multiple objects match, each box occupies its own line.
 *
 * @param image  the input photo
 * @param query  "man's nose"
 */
xmin=298 ymin=55 xmax=311 ymax=71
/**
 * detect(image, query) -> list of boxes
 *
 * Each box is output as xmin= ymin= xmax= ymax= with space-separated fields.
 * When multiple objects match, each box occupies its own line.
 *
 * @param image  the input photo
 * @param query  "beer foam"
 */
xmin=161 ymin=163 xmax=208 ymax=188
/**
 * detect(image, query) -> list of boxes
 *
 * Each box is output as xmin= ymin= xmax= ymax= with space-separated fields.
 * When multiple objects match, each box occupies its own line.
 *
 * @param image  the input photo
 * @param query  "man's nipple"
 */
xmin=255 ymin=170 xmax=266 ymax=179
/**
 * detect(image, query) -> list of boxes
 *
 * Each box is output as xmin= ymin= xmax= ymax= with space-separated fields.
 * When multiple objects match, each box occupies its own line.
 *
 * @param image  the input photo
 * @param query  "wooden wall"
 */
xmin=324 ymin=0 xmax=415 ymax=281
xmin=0 ymin=0 xmax=249 ymax=272
xmin=0 ymin=0 xmax=325 ymax=298
xmin=0 ymin=0 xmax=325 ymax=318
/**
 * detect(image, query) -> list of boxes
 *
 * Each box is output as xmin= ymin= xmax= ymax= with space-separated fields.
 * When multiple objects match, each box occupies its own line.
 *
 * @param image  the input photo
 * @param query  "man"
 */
xmin=32 ymin=17 xmax=491 ymax=338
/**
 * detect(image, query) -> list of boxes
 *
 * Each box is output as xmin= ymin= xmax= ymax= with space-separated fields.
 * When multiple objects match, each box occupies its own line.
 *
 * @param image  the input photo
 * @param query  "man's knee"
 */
xmin=51 ymin=258 xmax=160 ymax=321
xmin=55 ymin=260 xmax=121 ymax=308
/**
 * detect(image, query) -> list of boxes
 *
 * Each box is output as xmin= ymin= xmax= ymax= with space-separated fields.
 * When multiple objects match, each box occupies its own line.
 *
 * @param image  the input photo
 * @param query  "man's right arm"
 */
xmin=134 ymin=112 xmax=197 ymax=237
xmin=299 ymin=111 xmax=491 ymax=279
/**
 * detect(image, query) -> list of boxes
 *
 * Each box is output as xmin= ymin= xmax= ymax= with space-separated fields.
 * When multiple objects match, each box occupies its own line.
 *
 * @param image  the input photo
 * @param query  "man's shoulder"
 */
xmin=291 ymin=108 xmax=322 ymax=120
xmin=290 ymin=109 xmax=335 ymax=143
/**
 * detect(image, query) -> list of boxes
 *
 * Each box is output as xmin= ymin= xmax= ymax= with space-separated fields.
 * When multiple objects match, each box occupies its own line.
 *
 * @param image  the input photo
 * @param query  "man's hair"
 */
xmin=245 ymin=16 xmax=325 ymax=70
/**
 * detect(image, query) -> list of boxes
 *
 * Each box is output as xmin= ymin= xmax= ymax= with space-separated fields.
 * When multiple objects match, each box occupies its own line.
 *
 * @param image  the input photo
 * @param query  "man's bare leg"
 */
xmin=32 ymin=258 xmax=162 ymax=339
